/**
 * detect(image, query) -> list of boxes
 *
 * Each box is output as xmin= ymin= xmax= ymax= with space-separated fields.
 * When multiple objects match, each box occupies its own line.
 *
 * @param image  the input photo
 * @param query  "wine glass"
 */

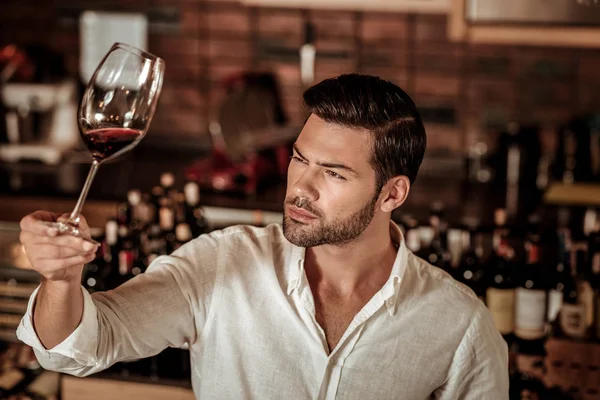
xmin=43 ymin=43 xmax=165 ymax=242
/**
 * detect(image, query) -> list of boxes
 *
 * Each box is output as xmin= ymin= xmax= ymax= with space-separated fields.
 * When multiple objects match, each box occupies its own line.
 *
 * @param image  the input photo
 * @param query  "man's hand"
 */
xmin=19 ymin=211 xmax=99 ymax=283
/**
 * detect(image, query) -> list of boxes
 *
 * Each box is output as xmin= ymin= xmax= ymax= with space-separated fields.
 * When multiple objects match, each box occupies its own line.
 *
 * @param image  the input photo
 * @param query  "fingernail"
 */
xmin=83 ymin=242 xmax=94 ymax=251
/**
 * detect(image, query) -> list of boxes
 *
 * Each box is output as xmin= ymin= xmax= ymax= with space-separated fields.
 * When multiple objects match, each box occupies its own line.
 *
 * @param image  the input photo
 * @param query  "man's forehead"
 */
xmin=296 ymin=116 xmax=372 ymax=169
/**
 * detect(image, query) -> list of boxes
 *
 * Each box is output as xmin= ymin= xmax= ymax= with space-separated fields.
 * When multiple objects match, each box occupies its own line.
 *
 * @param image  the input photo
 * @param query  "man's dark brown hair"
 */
xmin=303 ymin=74 xmax=427 ymax=192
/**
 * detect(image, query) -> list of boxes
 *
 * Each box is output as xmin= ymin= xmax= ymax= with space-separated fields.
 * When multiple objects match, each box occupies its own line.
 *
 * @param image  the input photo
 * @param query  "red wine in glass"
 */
xmin=42 ymin=43 xmax=165 ymax=242
xmin=83 ymin=128 xmax=144 ymax=162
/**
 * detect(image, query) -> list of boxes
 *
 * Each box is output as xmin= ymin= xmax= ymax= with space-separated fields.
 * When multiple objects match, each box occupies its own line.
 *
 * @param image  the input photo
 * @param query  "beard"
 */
xmin=282 ymin=194 xmax=379 ymax=248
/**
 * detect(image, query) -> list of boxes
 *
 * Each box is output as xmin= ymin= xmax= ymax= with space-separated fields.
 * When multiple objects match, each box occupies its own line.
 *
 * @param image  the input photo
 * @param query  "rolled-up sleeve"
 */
xmin=434 ymin=302 xmax=509 ymax=400
xmin=16 ymin=235 xmax=218 ymax=377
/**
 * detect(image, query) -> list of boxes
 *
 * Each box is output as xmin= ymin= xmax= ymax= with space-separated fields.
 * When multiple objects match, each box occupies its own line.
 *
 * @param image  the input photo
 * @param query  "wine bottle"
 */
xmin=104 ymin=218 xmax=119 ymax=267
xmin=160 ymin=172 xmax=177 ymax=203
xmin=456 ymin=226 xmax=486 ymax=301
xmin=425 ymin=205 xmax=451 ymax=272
xmin=486 ymin=242 xmax=516 ymax=343
xmin=493 ymin=208 xmax=509 ymax=252
xmin=150 ymin=185 xmax=164 ymax=224
xmin=184 ymin=180 xmax=209 ymax=237
xmin=405 ymin=227 xmax=421 ymax=253
xmin=118 ymin=227 xmax=135 ymax=279
xmin=126 ymin=189 xmax=142 ymax=226
xmin=557 ymin=246 xmax=587 ymax=340
xmin=574 ymin=244 xmax=595 ymax=333
xmin=446 ymin=228 xmax=464 ymax=279
xmin=174 ymin=222 xmax=192 ymax=251
xmin=146 ymin=223 xmax=167 ymax=259
xmin=514 ymin=236 xmax=547 ymax=340
xmin=588 ymin=227 xmax=600 ymax=339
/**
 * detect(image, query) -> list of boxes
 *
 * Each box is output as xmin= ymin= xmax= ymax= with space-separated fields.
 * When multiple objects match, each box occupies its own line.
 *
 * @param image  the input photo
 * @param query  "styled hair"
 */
xmin=303 ymin=74 xmax=427 ymax=191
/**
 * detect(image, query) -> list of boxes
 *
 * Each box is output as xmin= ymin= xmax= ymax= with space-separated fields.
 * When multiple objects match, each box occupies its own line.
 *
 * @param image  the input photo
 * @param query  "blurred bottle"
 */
xmin=455 ymin=224 xmax=486 ymax=301
xmin=424 ymin=203 xmax=451 ymax=272
xmin=553 ymin=117 xmax=595 ymax=184
xmin=159 ymin=197 xmax=176 ymax=253
xmin=590 ymin=115 xmax=600 ymax=182
xmin=145 ymin=223 xmax=166 ymax=262
xmin=589 ymin=227 xmax=600 ymax=339
xmin=514 ymin=226 xmax=547 ymax=341
xmin=160 ymin=172 xmax=177 ymax=203
xmin=486 ymin=240 xmax=517 ymax=344
xmin=547 ymin=209 xmax=572 ymax=325
xmin=184 ymin=180 xmax=208 ymax=237
xmin=493 ymin=208 xmax=509 ymax=253
xmin=509 ymin=336 xmax=546 ymax=400
xmin=150 ymin=185 xmax=164 ymax=224
xmin=118 ymin=227 xmax=135 ymax=280
xmin=495 ymin=123 xmax=542 ymax=222
xmin=174 ymin=222 xmax=192 ymax=252
xmin=556 ymin=246 xmax=587 ymax=340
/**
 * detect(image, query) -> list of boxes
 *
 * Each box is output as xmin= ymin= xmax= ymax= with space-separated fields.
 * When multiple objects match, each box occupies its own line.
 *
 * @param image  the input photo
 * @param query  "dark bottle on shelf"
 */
xmin=588 ymin=227 xmax=600 ymax=339
xmin=514 ymin=235 xmax=547 ymax=341
xmin=486 ymin=241 xmax=517 ymax=344
xmin=574 ymin=244 xmax=595 ymax=334
xmin=405 ymin=226 xmax=421 ymax=254
xmin=423 ymin=203 xmax=451 ymax=272
xmin=160 ymin=172 xmax=177 ymax=203
xmin=117 ymin=228 xmax=135 ymax=280
xmin=126 ymin=189 xmax=142 ymax=226
xmin=557 ymin=246 xmax=587 ymax=340
xmin=150 ymin=185 xmax=164 ymax=224
xmin=104 ymin=218 xmax=119 ymax=267
xmin=510 ymin=336 xmax=546 ymax=400
xmin=548 ymin=232 xmax=571 ymax=325
xmin=174 ymin=222 xmax=192 ymax=252
xmin=548 ymin=208 xmax=573 ymax=325
xmin=493 ymin=208 xmax=509 ymax=253
xmin=456 ymin=226 xmax=486 ymax=301
xmin=446 ymin=228 xmax=463 ymax=279
xmin=184 ymin=180 xmax=209 ymax=238
xmin=146 ymin=223 xmax=167 ymax=260
xmin=159 ymin=197 xmax=176 ymax=253
xmin=590 ymin=118 xmax=600 ymax=182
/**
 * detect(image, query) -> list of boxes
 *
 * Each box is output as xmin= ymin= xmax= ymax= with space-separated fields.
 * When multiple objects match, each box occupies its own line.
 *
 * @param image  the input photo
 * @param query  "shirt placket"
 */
xmin=301 ymin=283 xmax=398 ymax=400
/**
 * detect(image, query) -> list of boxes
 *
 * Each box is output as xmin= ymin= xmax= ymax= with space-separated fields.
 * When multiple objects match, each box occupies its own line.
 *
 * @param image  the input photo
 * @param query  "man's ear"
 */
xmin=379 ymin=176 xmax=410 ymax=213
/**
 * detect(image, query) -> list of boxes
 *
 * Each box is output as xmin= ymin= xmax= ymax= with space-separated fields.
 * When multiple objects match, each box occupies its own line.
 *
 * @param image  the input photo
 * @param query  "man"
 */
xmin=17 ymin=74 xmax=508 ymax=399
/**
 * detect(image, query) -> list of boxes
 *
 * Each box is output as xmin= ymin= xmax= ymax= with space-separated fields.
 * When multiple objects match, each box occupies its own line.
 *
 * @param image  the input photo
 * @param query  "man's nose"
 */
xmin=292 ymin=170 xmax=319 ymax=202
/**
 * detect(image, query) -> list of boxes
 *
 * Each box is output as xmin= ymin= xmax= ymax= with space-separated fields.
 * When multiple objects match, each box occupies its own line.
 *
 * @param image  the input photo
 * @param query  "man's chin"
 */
xmin=283 ymin=219 xmax=310 ymax=246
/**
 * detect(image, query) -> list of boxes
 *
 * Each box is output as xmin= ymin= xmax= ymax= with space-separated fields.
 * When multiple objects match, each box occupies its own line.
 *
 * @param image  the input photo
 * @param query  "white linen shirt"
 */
xmin=17 ymin=222 xmax=508 ymax=399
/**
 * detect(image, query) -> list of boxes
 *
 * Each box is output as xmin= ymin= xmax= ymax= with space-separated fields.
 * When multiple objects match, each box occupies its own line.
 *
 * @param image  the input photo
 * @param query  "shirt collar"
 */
xmin=287 ymin=245 xmax=305 ymax=296
xmin=382 ymin=221 xmax=408 ymax=316
xmin=286 ymin=221 xmax=409 ymax=316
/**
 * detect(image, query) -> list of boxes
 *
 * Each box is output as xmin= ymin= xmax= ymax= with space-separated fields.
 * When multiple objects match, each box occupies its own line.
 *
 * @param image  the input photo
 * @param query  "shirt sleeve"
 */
xmin=433 ymin=301 xmax=510 ymax=400
xmin=16 ymin=236 xmax=218 ymax=377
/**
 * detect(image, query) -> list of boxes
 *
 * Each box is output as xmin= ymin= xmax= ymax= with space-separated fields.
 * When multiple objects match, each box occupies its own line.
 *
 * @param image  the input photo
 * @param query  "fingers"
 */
xmin=35 ymin=252 xmax=97 ymax=271
xmin=30 ymin=244 xmax=95 ymax=260
xmin=19 ymin=231 xmax=97 ymax=252
xmin=20 ymin=211 xmax=62 ymax=235
xmin=19 ymin=211 xmax=99 ymax=281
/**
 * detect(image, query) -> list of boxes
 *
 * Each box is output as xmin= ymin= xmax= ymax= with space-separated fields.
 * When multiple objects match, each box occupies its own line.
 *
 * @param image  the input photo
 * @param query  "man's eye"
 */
xmin=325 ymin=170 xmax=345 ymax=180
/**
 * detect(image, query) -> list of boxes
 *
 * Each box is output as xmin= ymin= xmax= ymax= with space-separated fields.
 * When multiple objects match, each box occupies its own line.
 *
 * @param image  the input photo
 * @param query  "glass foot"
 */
xmin=41 ymin=221 xmax=99 ymax=246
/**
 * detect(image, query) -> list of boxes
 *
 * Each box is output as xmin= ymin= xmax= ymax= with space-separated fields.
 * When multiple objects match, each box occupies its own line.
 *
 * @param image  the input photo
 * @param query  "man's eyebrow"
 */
xmin=292 ymin=144 xmax=358 ymax=176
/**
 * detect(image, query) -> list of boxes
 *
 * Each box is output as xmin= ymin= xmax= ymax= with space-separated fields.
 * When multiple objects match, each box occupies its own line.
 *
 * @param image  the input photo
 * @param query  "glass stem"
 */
xmin=68 ymin=159 xmax=100 ymax=226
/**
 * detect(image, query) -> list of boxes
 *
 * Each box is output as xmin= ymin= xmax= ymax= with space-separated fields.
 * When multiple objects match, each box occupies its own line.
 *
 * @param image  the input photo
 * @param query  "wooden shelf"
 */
xmin=448 ymin=0 xmax=600 ymax=48
xmin=242 ymin=0 xmax=450 ymax=13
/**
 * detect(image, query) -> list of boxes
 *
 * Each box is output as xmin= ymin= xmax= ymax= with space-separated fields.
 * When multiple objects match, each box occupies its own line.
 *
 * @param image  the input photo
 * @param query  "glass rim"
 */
xmin=111 ymin=42 xmax=164 ymax=64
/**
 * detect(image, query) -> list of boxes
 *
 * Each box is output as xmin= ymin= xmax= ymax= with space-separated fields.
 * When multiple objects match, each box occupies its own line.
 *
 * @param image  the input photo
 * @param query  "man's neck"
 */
xmin=304 ymin=217 xmax=397 ymax=299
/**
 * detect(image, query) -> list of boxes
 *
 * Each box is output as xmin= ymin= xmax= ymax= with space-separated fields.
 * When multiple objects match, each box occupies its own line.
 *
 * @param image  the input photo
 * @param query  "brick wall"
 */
xmin=2 ymin=0 xmax=600 ymax=154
